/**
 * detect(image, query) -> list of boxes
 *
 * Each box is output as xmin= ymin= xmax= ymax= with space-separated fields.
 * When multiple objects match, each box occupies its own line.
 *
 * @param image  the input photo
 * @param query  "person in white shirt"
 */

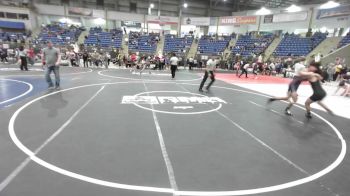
xmin=239 ymin=61 xmax=249 ymax=78
xmin=199 ymin=57 xmax=216 ymax=92
xmin=257 ymin=54 xmax=263 ymax=64
xmin=139 ymin=56 xmax=151 ymax=75
xmin=188 ymin=57 xmax=194 ymax=70
xmin=268 ymin=58 xmax=319 ymax=116
xmin=169 ymin=53 xmax=179 ymax=79
xmin=269 ymin=62 xmax=275 ymax=75
xmin=18 ymin=45 xmax=28 ymax=71
xmin=68 ymin=50 xmax=76 ymax=67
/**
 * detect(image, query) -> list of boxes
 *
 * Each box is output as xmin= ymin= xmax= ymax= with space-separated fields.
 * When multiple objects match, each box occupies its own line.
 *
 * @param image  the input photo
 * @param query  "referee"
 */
xmin=169 ymin=53 xmax=179 ymax=79
xmin=199 ymin=57 xmax=216 ymax=92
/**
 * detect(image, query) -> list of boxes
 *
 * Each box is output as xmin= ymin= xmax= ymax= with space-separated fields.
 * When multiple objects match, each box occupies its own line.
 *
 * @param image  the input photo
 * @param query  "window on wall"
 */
xmin=0 ymin=12 xmax=5 ymax=18
xmin=6 ymin=12 xmax=18 ymax=19
xmin=130 ymin=2 xmax=137 ymax=13
xmin=18 ymin=14 xmax=29 ymax=20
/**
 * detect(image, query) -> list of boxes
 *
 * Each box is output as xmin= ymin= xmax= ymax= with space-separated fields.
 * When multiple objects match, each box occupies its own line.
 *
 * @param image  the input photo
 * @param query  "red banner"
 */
xmin=219 ymin=16 xmax=257 ymax=25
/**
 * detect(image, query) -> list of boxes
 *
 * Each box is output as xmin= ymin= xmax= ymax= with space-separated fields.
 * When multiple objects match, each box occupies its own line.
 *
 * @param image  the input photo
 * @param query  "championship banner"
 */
xmin=219 ymin=16 xmax=257 ymax=25
xmin=68 ymin=7 xmax=93 ymax=16
xmin=317 ymin=5 xmax=350 ymax=19
xmin=182 ymin=17 xmax=210 ymax=26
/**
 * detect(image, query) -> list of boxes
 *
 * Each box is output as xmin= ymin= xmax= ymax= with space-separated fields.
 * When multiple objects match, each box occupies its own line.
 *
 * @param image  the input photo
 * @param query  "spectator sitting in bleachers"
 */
xmin=198 ymin=36 xmax=230 ymax=55
xmin=274 ymin=32 xmax=327 ymax=57
xmin=34 ymin=24 xmax=82 ymax=46
xmin=338 ymin=31 xmax=350 ymax=48
xmin=233 ymin=34 xmax=273 ymax=57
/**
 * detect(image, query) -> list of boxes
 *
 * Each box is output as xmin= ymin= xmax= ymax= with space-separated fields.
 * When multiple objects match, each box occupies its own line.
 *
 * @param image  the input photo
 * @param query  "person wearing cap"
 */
xmin=42 ymin=41 xmax=61 ymax=90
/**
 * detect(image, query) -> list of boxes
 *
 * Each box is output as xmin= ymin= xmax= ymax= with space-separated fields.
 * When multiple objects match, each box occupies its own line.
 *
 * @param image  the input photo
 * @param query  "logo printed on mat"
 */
xmin=122 ymin=91 xmax=226 ymax=115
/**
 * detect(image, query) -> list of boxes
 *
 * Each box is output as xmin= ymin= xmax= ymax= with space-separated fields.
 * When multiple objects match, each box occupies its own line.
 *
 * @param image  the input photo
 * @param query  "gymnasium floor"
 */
xmin=0 ymin=64 xmax=349 ymax=196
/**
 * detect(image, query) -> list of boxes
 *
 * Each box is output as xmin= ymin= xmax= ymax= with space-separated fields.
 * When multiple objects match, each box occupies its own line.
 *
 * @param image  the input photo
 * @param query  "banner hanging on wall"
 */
xmin=68 ymin=7 xmax=93 ymax=16
xmin=93 ymin=10 xmax=105 ymax=18
xmin=147 ymin=16 xmax=178 ymax=25
xmin=264 ymin=15 xmax=273 ymax=23
xmin=317 ymin=5 xmax=350 ymax=19
xmin=121 ymin=21 xmax=142 ymax=28
xmin=182 ymin=17 xmax=210 ymax=26
xmin=219 ymin=16 xmax=257 ymax=25
xmin=272 ymin=12 xmax=308 ymax=23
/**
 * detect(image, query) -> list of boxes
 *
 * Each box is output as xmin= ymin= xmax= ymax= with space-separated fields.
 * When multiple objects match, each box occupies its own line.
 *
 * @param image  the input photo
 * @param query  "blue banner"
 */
xmin=317 ymin=5 xmax=350 ymax=19
xmin=0 ymin=20 xmax=25 ymax=29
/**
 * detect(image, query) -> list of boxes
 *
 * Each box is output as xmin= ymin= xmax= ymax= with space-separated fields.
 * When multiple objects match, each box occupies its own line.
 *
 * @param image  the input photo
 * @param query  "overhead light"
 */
xmin=183 ymin=3 xmax=188 ymax=8
xmin=255 ymin=7 xmax=272 ymax=15
xmin=150 ymin=3 xmax=154 ymax=8
xmin=223 ymin=0 xmax=227 ymax=1
xmin=320 ymin=1 xmax=340 ymax=9
xmin=59 ymin=17 xmax=72 ymax=24
xmin=286 ymin=4 xmax=302 ymax=12
xmin=94 ymin=18 xmax=106 ymax=25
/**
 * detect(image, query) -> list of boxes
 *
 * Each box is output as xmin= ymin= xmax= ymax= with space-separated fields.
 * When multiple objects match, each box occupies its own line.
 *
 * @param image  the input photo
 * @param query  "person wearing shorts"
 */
xmin=268 ymin=58 xmax=313 ymax=116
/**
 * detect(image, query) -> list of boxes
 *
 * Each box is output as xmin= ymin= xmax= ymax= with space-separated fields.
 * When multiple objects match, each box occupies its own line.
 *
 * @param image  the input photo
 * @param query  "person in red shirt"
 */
xmin=27 ymin=47 xmax=35 ymax=66
xmin=131 ymin=53 xmax=137 ymax=62
xmin=130 ymin=53 xmax=138 ymax=73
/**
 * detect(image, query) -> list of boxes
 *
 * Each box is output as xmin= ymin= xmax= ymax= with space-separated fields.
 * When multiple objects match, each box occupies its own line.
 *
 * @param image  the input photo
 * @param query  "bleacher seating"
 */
xmin=0 ymin=32 xmax=28 ymax=42
xmin=35 ymin=24 xmax=82 ymax=45
xmin=163 ymin=35 xmax=193 ymax=54
xmin=338 ymin=32 xmax=350 ymax=48
xmin=274 ymin=32 xmax=327 ymax=57
xmin=84 ymin=27 xmax=123 ymax=48
xmin=232 ymin=34 xmax=273 ymax=57
xmin=197 ymin=36 xmax=230 ymax=55
xmin=128 ymin=32 xmax=158 ymax=53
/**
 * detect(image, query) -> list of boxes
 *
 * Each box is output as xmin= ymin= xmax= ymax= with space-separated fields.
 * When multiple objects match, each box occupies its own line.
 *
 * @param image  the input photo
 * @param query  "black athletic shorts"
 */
xmin=287 ymin=76 xmax=302 ymax=93
xmin=310 ymin=91 xmax=326 ymax=102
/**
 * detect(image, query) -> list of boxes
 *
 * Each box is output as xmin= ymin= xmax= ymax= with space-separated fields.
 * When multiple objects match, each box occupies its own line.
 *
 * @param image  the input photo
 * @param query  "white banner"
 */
xmin=182 ymin=17 xmax=210 ymax=26
xmin=35 ymin=4 xmax=65 ymax=16
xmin=273 ymin=12 xmax=308 ymax=23
xmin=147 ymin=16 xmax=179 ymax=24
xmin=93 ymin=9 xmax=105 ymax=18
xmin=107 ymin=11 xmax=144 ymax=22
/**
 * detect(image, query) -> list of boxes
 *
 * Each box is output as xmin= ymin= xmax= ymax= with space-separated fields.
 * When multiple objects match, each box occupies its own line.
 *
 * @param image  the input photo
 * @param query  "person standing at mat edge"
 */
xmin=169 ymin=53 xmax=179 ymax=79
xmin=199 ymin=57 xmax=216 ymax=92
xmin=42 ymin=41 xmax=61 ymax=90
xmin=18 ymin=45 xmax=28 ymax=71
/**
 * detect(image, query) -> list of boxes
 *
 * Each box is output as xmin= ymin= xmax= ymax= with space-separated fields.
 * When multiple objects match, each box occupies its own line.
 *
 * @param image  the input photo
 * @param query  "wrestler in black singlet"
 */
xmin=309 ymin=80 xmax=326 ymax=102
